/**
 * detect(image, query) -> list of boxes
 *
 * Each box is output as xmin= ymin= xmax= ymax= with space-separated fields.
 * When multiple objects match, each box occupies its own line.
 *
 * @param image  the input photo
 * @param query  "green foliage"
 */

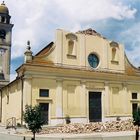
xmin=24 ymin=105 xmax=44 ymax=134
xmin=133 ymin=107 xmax=140 ymax=126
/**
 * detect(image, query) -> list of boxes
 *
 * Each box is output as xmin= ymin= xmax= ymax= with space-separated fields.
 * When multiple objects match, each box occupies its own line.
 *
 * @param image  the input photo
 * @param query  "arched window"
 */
xmin=68 ymin=40 xmax=76 ymax=56
xmin=110 ymin=41 xmax=119 ymax=63
xmin=6 ymin=18 xmax=10 ymax=24
xmin=1 ymin=16 xmax=5 ymax=23
xmin=66 ymin=33 xmax=77 ymax=58
xmin=0 ymin=29 xmax=6 ymax=39
xmin=112 ymin=47 xmax=118 ymax=62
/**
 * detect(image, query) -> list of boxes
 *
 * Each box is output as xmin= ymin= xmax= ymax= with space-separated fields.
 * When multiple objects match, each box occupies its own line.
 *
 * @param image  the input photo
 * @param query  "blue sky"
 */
xmin=4 ymin=0 xmax=140 ymax=81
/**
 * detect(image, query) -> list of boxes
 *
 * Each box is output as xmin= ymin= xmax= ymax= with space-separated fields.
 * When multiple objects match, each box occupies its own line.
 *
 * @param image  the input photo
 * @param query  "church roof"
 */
xmin=35 ymin=42 xmax=54 ymax=56
xmin=76 ymin=28 xmax=106 ymax=39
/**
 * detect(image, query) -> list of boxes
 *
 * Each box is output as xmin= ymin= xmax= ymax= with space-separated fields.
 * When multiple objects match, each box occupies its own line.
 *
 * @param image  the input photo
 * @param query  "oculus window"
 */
xmin=88 ymin=54 xmax=99 ymax=68
xmin=39 ymin=89 xmax=49 ymax=97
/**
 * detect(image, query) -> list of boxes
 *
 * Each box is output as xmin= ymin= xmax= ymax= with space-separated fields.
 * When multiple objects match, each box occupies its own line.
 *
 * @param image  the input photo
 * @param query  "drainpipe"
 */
xmin=0 ymin=89 xmax=2 ymax=122
xmin=21 ymin=76 xmax=24 ymax=125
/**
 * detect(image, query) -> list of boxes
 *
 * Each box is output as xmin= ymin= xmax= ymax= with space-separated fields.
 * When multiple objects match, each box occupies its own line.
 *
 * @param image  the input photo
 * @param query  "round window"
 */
xmin=88 ymin=54 xmax=99 ymax=68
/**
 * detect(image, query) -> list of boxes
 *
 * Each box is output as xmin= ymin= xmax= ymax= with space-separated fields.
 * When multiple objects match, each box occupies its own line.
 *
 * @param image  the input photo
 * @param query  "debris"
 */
xmin=39 ymin=119 xmax=135 ymax=134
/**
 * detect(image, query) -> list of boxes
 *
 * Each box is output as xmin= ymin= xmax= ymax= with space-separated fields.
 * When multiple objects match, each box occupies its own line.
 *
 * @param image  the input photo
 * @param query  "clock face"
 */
xmin=0 ymin=29 xmax=6 ymax=39
xmin=88 ymin=54 xmax=99 ymax=68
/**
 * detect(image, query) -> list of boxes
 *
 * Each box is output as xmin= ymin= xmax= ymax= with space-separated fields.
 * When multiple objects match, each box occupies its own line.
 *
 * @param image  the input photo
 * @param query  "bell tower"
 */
xmin=0 ymin=1 xmax=13 ymax=88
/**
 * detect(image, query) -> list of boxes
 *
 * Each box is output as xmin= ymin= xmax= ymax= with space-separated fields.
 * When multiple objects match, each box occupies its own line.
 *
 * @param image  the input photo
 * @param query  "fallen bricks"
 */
xmin=40 ymin=119 xmax=135 ymax=134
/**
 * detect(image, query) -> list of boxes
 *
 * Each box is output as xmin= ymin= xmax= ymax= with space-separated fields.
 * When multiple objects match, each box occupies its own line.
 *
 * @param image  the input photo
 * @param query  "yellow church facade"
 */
xmin=1 ymin=29 xmax=140 ymax=125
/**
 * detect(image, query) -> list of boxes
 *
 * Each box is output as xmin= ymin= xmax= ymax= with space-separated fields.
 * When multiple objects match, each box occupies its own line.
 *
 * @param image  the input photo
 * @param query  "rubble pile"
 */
xmin=41 ymin=119 xmax=135 ymax=134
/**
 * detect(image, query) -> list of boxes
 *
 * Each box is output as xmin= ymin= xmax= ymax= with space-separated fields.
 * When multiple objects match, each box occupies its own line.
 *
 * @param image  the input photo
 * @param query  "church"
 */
xmin=0 ymin=2 xmax=140 ymax=126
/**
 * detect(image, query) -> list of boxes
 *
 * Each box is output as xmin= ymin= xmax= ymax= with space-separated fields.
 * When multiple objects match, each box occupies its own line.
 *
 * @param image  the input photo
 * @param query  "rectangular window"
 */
xmin=132 ymin=93 xmax=137 ymax=99
xmin=39 ymin=103 xmax=49 ymax=124
xmin=39 ymin=89 xmax=49 ymax=97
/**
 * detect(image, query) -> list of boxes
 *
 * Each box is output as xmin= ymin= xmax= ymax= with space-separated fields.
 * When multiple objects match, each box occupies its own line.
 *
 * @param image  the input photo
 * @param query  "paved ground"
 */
xmin=0 ymin=132 xmax=136 ymax=140
xmin=0 ymin=125 xmax=137 ymax=140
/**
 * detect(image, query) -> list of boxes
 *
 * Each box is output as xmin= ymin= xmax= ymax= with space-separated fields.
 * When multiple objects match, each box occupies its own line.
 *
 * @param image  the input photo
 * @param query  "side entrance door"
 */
xmin=39 ymin=103 xmax=49 ymax=124
xmin=89 ymin=92 xmax=102 ymax=122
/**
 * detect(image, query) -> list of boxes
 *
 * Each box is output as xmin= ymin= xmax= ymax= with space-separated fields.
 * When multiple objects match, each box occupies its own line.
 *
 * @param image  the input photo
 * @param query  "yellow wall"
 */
xmin=31 ymin=78 xmax=57 ymax=118
xmin=2 ymin=80 xmax=22 ymax=124
xmin=63 ymin=80 xmax=86 ymax=117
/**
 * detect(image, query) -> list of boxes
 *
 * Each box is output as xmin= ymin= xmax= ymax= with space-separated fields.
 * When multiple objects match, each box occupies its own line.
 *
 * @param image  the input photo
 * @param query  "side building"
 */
xmin=1 ymin=28 xmax=140 ymax=125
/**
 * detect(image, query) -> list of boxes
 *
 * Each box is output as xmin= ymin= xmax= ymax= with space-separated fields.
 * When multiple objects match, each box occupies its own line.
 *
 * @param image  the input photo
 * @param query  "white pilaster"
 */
xmin=79 ymin=35 xmax=86 ymax=67
xmin=23 ymin=77 xmax=32 ymax=106
xmin=122 ymin=83 xmax=128 ymax=114
xmin=56 ymin=79 xmax=63 ymax=123
xmin=80 ymin=80 xmax=88 ymax=122
xmin=104 ymin=82 xmax=110 ymax=116
xmin=55 ymin=30 xmax=63 ymax=64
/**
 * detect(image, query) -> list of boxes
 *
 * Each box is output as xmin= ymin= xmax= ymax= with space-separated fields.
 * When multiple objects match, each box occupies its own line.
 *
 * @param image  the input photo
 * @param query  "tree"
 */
xmin=133 ymin=107 xmax=140 ymax=140
xmin=24 ymin=105 xmax=44 ymax=140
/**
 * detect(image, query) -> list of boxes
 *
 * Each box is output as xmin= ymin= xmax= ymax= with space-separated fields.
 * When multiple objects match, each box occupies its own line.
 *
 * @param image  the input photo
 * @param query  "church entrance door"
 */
xmin=89 ymin=92 xmax=102 ymax=122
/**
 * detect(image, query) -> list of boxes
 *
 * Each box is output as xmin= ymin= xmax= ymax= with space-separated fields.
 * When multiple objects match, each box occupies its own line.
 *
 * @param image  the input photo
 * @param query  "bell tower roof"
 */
xmin=0 ymin=1 xmax=9 ymax=14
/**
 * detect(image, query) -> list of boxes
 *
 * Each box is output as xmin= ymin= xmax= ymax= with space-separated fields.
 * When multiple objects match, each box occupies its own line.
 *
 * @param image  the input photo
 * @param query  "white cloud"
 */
xmin=54 ymin=0 xmax=136 ymax=22
xmin=7 ymin=0 xmax=51 ymax=59
xmin=120 ymin=22 xmax=140 ymax=67
xmin=5 ymin=0 xmax=137 ymax=60
xmin=125 ymin=48 xmax=140 ymax=67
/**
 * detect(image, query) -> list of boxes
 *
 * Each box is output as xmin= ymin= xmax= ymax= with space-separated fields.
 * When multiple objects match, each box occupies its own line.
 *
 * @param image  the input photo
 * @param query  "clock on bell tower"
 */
xmin=0 ymin=1 xmax=14 ymax=88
